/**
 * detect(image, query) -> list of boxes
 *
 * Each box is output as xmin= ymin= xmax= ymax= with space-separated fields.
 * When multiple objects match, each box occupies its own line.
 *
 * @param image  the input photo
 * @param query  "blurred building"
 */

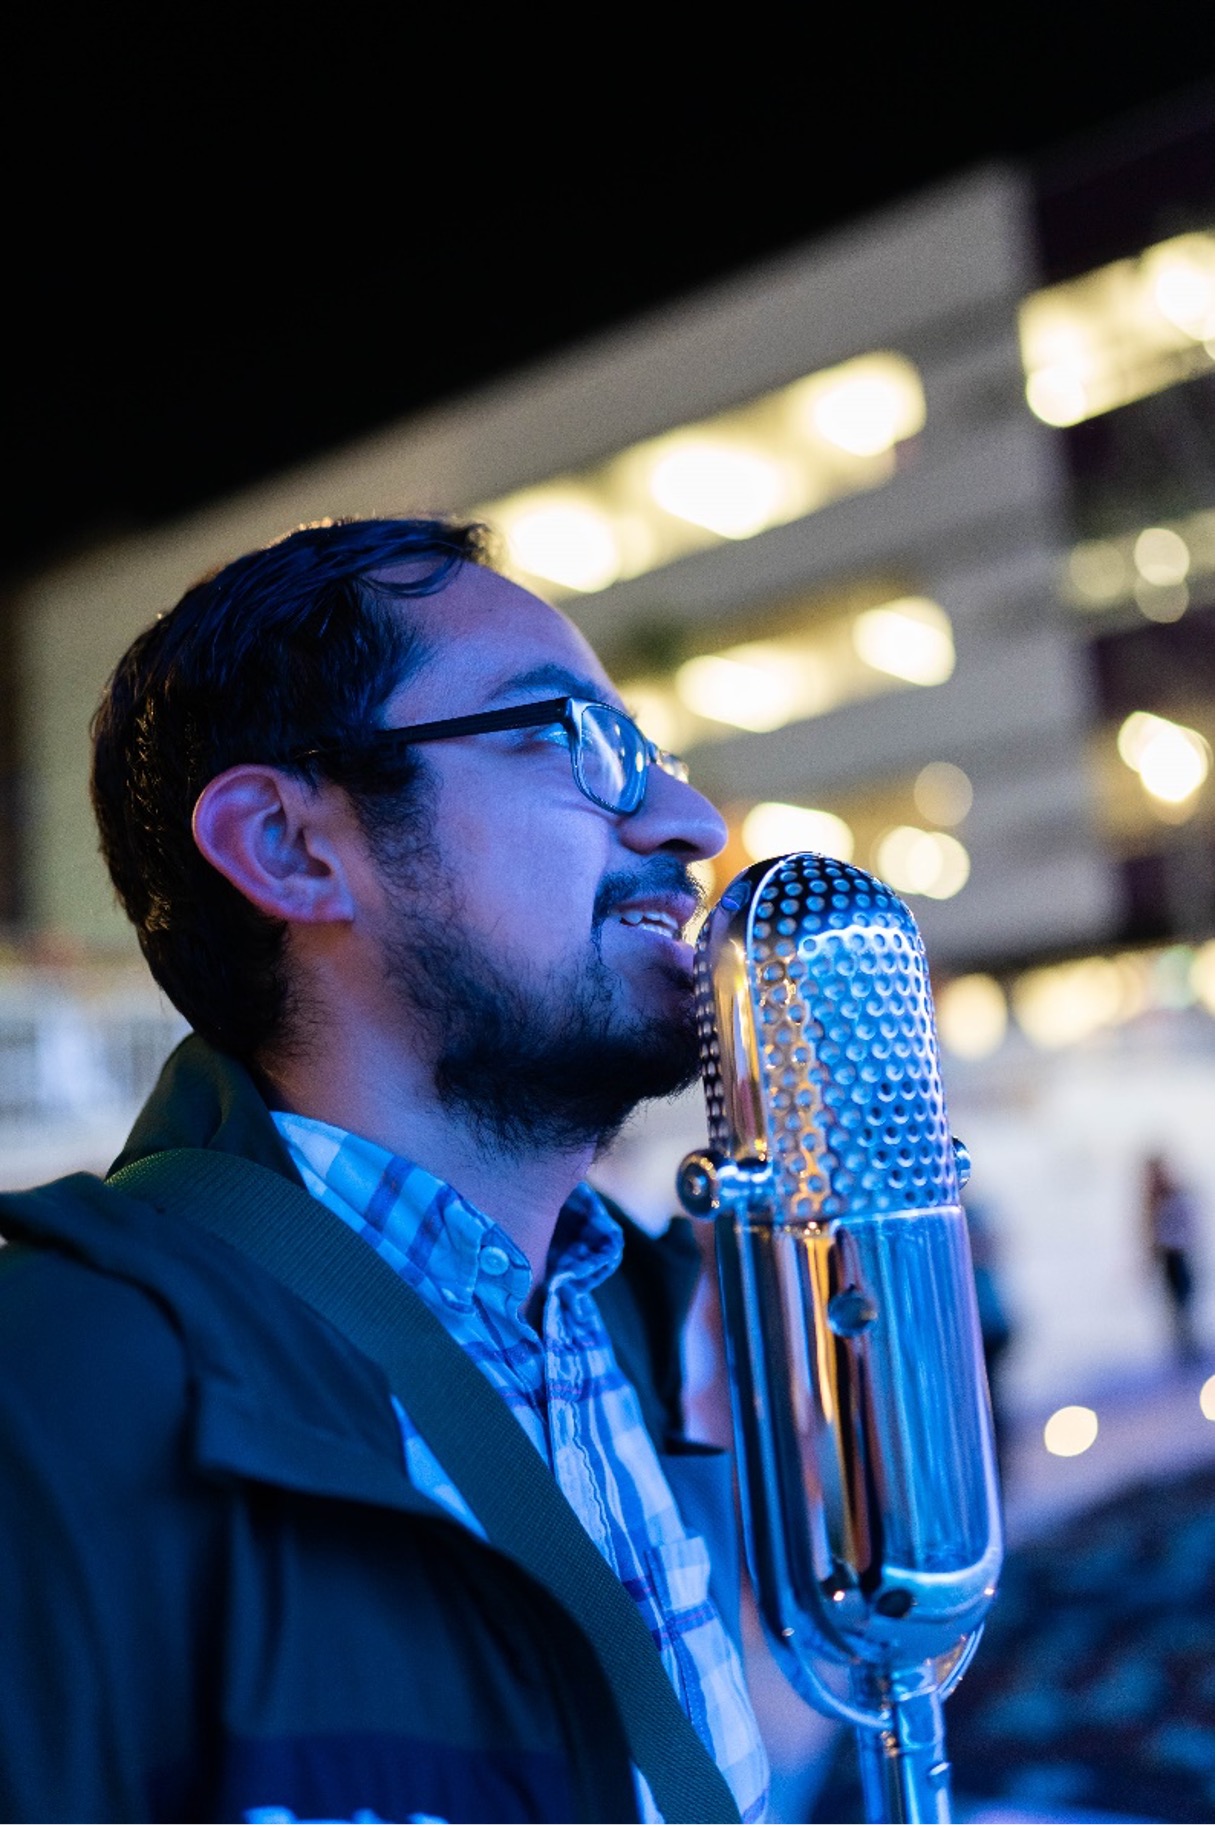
xmin=2 ymin=111 xmax=1213 ymax=1406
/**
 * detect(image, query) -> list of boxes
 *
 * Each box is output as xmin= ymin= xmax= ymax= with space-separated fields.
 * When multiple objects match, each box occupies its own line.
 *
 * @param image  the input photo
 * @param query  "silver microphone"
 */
xmin=678 ymin=854 xmax=1003 ymax=1825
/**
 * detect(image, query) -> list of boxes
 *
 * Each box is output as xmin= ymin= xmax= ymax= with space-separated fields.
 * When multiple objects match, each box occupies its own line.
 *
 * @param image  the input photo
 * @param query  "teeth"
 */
xmin=620 ymin=909 xmax=680 ymax=938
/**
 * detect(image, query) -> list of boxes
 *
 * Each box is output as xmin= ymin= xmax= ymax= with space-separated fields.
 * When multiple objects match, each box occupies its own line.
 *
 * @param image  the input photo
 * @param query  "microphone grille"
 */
xmin=697 ymin=853 xmax=958 ymax=1219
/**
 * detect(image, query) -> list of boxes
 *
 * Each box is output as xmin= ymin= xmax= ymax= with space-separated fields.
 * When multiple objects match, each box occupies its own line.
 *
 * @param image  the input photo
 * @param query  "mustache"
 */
xmin=592 ymin=858 xmax=708 ymax=930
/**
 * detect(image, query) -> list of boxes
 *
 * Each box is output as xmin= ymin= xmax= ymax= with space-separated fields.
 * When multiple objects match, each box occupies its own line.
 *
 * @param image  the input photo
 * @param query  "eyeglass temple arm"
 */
xmin=297 ymin=697 xmax=575 ymax=762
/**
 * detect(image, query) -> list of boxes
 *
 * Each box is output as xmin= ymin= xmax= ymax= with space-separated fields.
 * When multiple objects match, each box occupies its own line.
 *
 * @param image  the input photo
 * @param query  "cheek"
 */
xmin=441 ymin=795 xmax=607 ymax=954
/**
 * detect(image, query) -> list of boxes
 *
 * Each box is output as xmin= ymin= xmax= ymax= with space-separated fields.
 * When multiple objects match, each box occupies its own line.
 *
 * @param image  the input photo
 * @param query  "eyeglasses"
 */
xmin=302 ymin=696 xmax=689 ymax=816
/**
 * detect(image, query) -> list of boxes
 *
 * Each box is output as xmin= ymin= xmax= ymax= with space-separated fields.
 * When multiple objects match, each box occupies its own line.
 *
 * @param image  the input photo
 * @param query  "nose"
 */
xmin=619 ymin=761 xmax=727 ymax=862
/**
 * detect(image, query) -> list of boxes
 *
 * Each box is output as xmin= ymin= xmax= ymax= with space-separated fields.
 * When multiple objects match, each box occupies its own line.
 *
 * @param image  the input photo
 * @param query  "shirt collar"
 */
xmin=271 ymin=1111 xmax=623 ymax=1318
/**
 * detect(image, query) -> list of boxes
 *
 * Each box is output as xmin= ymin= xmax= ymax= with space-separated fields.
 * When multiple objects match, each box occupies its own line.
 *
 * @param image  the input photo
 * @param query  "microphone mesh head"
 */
xmin=696 ymin=853 xmax=957 ymax=1219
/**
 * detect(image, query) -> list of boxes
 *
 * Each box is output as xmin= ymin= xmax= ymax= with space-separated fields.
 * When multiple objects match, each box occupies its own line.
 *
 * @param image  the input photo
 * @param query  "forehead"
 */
xmin=379 ymin=561 xmax=618 ymax=717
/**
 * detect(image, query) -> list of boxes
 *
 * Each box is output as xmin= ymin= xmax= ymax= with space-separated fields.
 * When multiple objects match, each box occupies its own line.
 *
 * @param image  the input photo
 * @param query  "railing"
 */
xmin=0 ymin=965 xmax=189 ymax=1188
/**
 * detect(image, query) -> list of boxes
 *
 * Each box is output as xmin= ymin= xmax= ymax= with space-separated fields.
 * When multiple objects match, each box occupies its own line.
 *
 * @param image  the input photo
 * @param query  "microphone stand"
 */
xmin=851 ymin=1666 xmax=952 ymax=1825
xmin=678 ymin=854 xmax=1003 ymax=1826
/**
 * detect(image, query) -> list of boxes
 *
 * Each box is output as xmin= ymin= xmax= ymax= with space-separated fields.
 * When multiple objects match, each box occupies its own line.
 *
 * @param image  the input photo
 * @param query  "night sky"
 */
xmin=4 ymin=9 xmax=1210 ymax=583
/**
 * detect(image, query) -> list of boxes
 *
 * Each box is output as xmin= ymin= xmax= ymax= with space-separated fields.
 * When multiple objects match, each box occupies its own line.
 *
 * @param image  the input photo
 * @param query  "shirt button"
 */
xmin=482 ymin=1246 xmax=511 ymax=1277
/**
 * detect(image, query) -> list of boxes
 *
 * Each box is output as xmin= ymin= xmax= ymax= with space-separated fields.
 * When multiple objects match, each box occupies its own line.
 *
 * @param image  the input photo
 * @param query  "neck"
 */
xmin=261 ymin=1034 xmax=596 ymax=1290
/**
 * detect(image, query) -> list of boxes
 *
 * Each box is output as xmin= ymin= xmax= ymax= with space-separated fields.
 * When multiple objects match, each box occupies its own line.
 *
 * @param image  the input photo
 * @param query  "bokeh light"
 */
xmin=1117 ymin=712 xmax=1210 ymax=803
xmin=1142 ymin=232 xmax=1216 ymax=341
xmin=1013 ymin=957 xmax=1132 ymax=1047
xmin=913 ymin=761 xmax=973 ymax=825
xmin=676 ymin=649 xmax=803 ymax=732
xmin=852 ymin=598 xmax=955 ymax=686
xmin=503 ymin=496 xmax=621 ymax=592
xmin=741 ymin=802 xmax=855 ymax=864
xmin=793 ymin=354 xmax=926 ymax=457
xmin=1067 ymin=538 xmax=1128 ymax=604
xmin=625 ymin=684 xmax=682 ymax=755
xmin=875 ymin=826 xmax=970 ymax=899
xmin=1044 ymin=1406 xmax=1099 ymax=1456
xmin=1133 ymin=526 xmax=1191 ymax=586
xmin=648 ymin=441 xmax=789 ymax=539
xmin=937 ymin=975 xmax=1008 ymax=1059
xmin=1134 ymin=578 xmax=1190 ymax=623
xmin=1026 ymin=366 xmax=1090 ymax=427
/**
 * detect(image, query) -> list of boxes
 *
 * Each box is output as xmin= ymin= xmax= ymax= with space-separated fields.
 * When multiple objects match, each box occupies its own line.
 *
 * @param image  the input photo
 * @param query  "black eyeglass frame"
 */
xmin=297 ymin=695 xmax=688 ymax=817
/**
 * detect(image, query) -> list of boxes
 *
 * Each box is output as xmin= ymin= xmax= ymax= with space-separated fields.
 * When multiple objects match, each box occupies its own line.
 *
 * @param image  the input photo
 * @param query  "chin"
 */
xmin=623 ymin=985 xmax=702 ymax=1088
xmin=636 ymin=955 xmax=697 ymax=1009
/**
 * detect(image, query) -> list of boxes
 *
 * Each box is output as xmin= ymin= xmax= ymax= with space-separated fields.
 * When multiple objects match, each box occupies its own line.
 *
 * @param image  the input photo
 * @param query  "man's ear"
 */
xmin=192 ymin=765 xmax=357 ymax=925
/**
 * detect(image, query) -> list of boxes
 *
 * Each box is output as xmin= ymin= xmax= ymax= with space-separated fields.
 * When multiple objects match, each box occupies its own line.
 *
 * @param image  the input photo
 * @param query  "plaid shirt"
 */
xmin=273 ymin=1112 xmax=769 ymax=1825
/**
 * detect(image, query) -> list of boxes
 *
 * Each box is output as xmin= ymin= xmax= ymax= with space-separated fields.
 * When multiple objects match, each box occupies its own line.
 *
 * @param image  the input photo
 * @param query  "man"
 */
xmin=1141 ymin=1152 xmax=1200 ymax=1364
xmin=0 ymin=518 xmax=769 ymax=1823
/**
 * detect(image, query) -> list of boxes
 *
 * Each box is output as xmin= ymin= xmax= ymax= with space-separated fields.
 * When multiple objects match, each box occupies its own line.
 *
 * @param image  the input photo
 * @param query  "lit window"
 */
xmin=1142 ymin=233 xmax=1215 ymax=342
xmin=1020 ymin=231 xmax=1215 ymax=428
xmin=676 ymin=648 xmax=806 ymax=733
xmin=852 ymin=599 xmax=955 ymax=686
xmin=471 ymin=352 xmax=926 ymax=600
xmin=648 ymin=442 xmax=791 ymax=539
xmin=789 ymin=353 xmax=925 ymax=457
xmin=1064 ymin=510 xmax=1213 ymax=617
xmin=621 ymin=591 xmax=954 ymax=754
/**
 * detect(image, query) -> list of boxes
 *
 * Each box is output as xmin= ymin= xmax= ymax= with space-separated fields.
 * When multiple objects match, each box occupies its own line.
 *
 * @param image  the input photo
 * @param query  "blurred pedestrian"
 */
xmin=1141 ymin=1153 xmax=1201 ymax=1365
xmin=965 ymin=1193 xmax=1015 ymax=1480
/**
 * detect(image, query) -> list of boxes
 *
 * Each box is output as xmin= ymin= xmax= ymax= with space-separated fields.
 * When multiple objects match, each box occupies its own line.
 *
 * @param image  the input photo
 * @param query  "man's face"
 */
xmin=361 ymin=562 xmax=728 ymax=1154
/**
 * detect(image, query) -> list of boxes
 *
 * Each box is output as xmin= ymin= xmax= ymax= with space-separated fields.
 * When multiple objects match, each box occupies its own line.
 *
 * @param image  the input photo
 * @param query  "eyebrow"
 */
xmin=486 ymin=661 xmax=623 ymax=710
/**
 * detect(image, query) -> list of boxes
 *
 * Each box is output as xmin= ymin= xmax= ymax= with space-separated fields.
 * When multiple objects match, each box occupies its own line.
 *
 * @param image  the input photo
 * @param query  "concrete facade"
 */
xmin=19 ymin=164 xmax=1115 ymax=963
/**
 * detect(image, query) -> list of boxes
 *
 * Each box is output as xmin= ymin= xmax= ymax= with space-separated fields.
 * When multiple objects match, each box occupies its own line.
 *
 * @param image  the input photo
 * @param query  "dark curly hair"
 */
xmin=91 ymin=516 xmax=492 ymax=1059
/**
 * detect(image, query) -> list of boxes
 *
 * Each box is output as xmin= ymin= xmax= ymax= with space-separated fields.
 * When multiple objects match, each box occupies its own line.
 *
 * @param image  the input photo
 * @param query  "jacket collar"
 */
xmin=2 ymin=1037 xmax=450 ymax=1522
xmin=109 ymin=1032 xmax=302 ymax=1181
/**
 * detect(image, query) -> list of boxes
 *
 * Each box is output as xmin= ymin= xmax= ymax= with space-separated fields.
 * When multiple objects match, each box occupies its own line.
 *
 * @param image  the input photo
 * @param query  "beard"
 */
xmin=379 ymin=862 xmax=704 ymax=1158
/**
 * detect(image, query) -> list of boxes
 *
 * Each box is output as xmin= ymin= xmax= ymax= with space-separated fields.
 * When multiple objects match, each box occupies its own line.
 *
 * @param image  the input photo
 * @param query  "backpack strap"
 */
xmin=109 ymin=1148 xmax=741 ymax=1826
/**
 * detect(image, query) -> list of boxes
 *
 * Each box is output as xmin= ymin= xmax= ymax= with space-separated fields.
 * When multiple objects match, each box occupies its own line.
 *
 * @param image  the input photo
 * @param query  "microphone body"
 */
xmin=678 ymin=854 xmax=1003 ymax=1825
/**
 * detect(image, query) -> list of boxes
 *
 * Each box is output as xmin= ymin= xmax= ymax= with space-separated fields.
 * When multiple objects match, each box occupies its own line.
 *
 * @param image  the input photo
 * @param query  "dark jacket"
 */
xmin=0 ymin=1037 xmax=736 ymax=1825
